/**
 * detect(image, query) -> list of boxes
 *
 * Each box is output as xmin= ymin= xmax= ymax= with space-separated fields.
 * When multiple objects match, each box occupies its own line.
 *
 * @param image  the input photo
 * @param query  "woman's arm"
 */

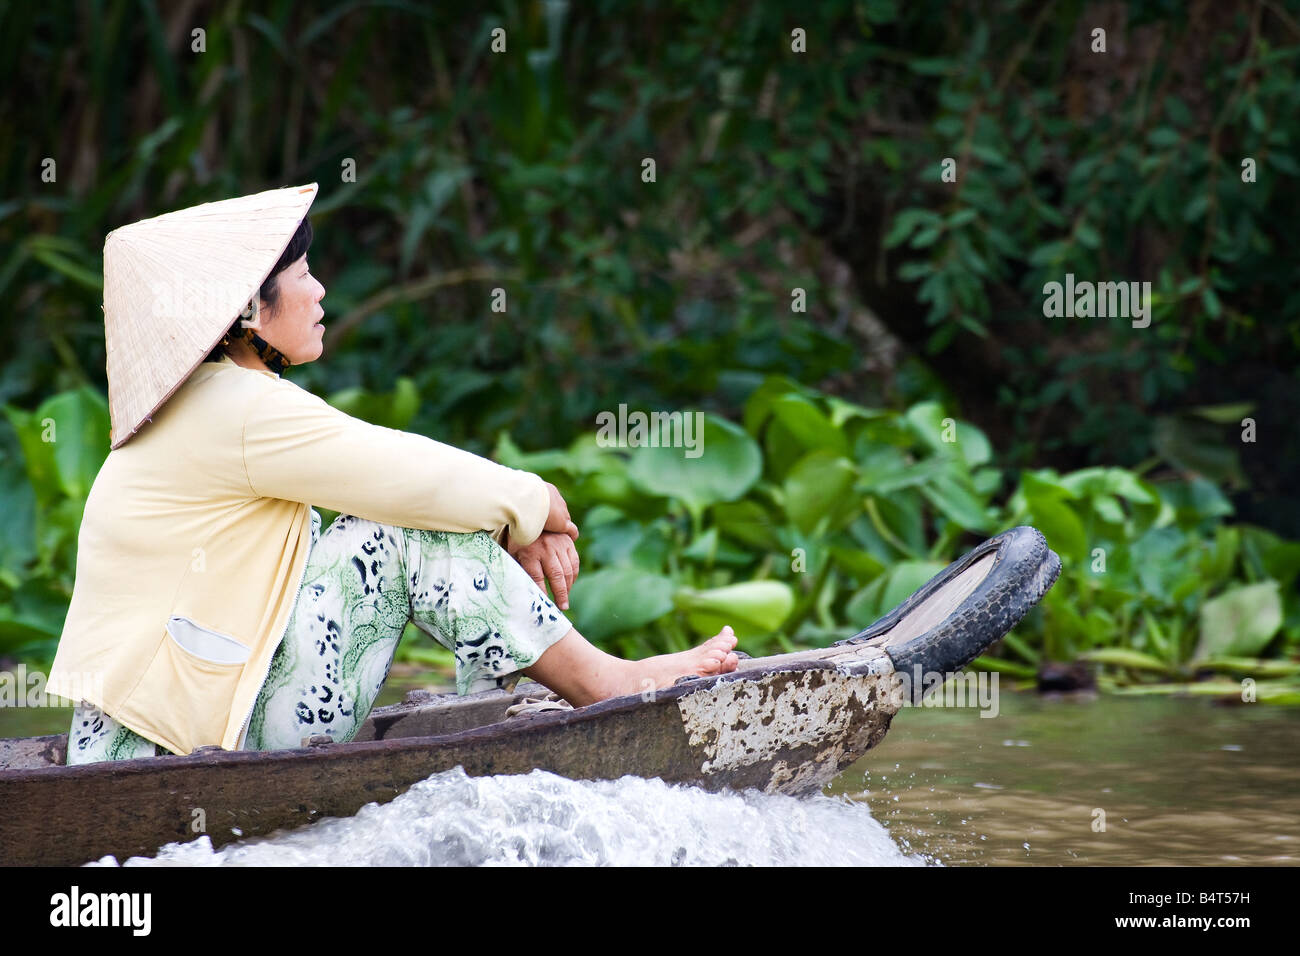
xmin=241 ymin=378 xmax=555 ymax=547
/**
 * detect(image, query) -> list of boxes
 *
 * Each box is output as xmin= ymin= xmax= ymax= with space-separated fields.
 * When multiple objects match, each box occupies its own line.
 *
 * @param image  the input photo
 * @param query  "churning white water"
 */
xmin=86 ymin=767 xmax=927 ymax=866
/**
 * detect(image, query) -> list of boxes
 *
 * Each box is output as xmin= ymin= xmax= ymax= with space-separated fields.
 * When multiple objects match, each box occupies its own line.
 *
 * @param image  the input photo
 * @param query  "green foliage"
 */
xmin=13 ymin=1 xmax=1293 ymax=497
xmin=3 ymin=1 xmax=1299 ymax=705
xmin=4 ymin=376 xmax=1298 ymax=704
xmin=0 ymin=387 xmax=110 ymax=661
xmin=488 ymin=376 xmax=1299 ymax=694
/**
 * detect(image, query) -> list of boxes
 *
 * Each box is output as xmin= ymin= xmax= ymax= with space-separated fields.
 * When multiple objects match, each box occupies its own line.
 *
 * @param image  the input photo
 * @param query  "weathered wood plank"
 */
xmin=0 ymin=655 xmax=896 ymax=866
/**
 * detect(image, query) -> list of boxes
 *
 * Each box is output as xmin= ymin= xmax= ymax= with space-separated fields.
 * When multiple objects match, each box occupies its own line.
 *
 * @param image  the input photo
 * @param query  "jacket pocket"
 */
xmin=166 ymin=615 xmax=252 ymax=665
xmin=126 ymin=617 xmax=251 ymax=753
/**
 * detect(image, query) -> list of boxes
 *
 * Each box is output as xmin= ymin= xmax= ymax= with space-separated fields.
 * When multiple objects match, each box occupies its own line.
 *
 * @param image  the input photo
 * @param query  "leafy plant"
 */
xmin=0 ymin=386 xmax=110 ymax=662
xmin=486 ymin=376 xmax=1300 ymax=699
xmin=4 ymin=377 xmax=1297 ymax=704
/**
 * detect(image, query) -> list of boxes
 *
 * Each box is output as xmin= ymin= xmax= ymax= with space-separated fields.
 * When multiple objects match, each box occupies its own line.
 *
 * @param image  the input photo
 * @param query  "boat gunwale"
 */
xmin=0 ymin=646 xmax=894 ymax=781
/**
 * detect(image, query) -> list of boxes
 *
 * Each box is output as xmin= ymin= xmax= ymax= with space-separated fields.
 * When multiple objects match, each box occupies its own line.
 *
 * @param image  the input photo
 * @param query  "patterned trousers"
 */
xmin=65 ymin=510 xmax=573 ymax=764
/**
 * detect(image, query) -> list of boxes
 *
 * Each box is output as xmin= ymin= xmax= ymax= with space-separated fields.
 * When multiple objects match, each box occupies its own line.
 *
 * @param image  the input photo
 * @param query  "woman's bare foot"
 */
xmin=613 ymin=626 xmax=739 ymax=699
xmin=522 ymin=625 xmax=741 ymax=708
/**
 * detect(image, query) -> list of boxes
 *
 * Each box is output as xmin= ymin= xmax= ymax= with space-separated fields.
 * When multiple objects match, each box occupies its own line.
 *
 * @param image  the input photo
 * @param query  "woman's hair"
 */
xmin=202 ymin=215 xmax=314 ymax=362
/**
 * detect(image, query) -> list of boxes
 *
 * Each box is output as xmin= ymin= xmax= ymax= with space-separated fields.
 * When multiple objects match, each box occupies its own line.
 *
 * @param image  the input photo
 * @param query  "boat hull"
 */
xmin=0 ymin=650 xmax=897 ymax=866
xmin=0 ymin=524 xmax=1061 ymax=867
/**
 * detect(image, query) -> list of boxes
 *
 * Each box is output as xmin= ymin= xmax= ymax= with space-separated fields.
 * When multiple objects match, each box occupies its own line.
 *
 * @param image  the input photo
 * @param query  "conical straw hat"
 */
xmin=102 ymin=182 xmax=318 ymax=449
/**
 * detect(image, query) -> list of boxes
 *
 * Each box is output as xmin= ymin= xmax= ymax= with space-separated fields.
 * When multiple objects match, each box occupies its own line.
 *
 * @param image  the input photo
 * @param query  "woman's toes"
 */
xmin=709 ymin=648 xmax=733 ymax=668
xmin=708 ymin=629 xmax=737 ymax=650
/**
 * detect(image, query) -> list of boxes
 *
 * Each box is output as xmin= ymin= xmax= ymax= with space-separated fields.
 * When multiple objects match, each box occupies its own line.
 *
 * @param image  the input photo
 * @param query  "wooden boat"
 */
xmin=0 ymin=525 xmax=1059 ymax=866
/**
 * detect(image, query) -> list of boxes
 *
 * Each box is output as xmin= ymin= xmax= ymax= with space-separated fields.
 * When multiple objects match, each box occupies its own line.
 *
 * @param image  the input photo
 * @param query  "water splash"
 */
xmin=88 ymin=767 xmax=928 ymax=867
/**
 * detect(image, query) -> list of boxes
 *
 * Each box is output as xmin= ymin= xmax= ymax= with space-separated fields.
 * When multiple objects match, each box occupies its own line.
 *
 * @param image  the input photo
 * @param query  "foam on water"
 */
xmin=87 ymin=767 xmax=927 ymax=867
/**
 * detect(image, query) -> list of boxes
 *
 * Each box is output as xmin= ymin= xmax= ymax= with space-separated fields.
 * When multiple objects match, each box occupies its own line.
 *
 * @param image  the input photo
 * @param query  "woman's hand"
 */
xmin=508 ymin=530 xmax=580 ymax=610
xmin=543 ymin=481 xmax=579 ymax=540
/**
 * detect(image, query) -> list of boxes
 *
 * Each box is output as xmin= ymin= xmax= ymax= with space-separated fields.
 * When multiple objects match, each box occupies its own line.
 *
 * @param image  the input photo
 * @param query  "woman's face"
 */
xmin=250 ymin=253 xmax=326 ymax=364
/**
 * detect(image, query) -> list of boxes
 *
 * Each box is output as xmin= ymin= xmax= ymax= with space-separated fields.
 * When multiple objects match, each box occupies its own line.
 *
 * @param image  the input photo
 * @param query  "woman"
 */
xmin=47 ymin=183 xmax=738 ymax=764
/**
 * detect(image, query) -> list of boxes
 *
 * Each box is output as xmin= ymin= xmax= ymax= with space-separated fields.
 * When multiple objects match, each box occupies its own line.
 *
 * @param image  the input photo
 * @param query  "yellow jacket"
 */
xmin=46 ymin=354 xmax=550 ymax=755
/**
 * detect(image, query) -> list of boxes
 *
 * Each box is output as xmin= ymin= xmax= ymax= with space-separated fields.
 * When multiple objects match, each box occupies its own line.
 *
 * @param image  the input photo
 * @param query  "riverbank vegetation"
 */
xmin=3 ymin=1 xmax=1298 ymax=702
xmin=4 ymin=378 xmax=1297 ymax=702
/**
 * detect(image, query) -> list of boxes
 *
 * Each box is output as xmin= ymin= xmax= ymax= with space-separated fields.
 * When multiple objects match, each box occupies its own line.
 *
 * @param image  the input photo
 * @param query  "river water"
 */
xmin=60 ymin=689 xmax=1295 ymax=867
xmin=836 ymin=690 xmax=1300 ymax=866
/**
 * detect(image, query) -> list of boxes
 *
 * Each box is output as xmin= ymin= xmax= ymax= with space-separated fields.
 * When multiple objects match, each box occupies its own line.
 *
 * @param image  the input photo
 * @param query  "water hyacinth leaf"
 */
xmin=2 ymin=405 xmax=58 ymax=510
xmin=681 ymin=526 xmax=719 ymax=563
xmin=628 ymin=522 xmax=673 ymax=573
xmin=1196 ymin=581 xmax=1283 ymax=659
xmin=37 ymin=497 xmax=85 ymax=571
xmin=627 ymin=414 xmax=762 ymax=512
xmin=1102 ymin=469 xmax=1158 ymax=504
xmin=580 ymin=516 xmax=646 ymax=567
xmin=581 ymin=503 xmax=633 ymax=528
xmin=567 ymin=567 xmax=675 ymax=643
xmin=953 ymin=421 xmax=992 ymax=468
xmin=1199 ymin=525 xmax=1240 ymax=586
xmin=1059 ymin=466 xmax=1155 ymax=504
xmin=769 ymin=394 xmax=848 ymax=455
xmin=571 ymin=467 xmax=633 ymax=508
xmin=0 ymin=613 xmax=61 ymax=655
xmin=1092 ymin=494 xmax=1126 ymax=525
xmin=1170 ymin=567 xmax=1203 ymax=604
xmin=845 ymin=577 xmax=887 ymax=627
xmin=1152 ymin=416 xmax=1246 ymax=490
xmin=713 ymin=499 xmax=780 ymax=550
xmin=38 ymin=387 xmax=110 ymax=501
xmin=877 ymin=560 xmax=947 ymax=614
xmin=902 ymin=401 xmax=949 ymax=454
xmin=1158 ymin=477 xmax=1235 ymax=529
xmin=1077 ymin=648 xmax=1176 ymax=674
xmin=389 ymin=378 xmax=420 ymax=430
xmin=824 ymin=396 xmax=886 ymax=429
xmin=327 ymin=377 xmax=419 ymax=431
xmin=853 ymin=413 xmax=917 ymax=453
xmin=773 ymin=524 xmax=816 ymax=568
xmin=920 ymin=472 xmax=996 ymax=532
xmin=970 ymin=656 xmax=1039 ymax=679
xmin=1021 ymin=469 xmax=1080 ymax=501
xmin=972 ymin=467 xmax=1002 ymax=499
xmin=1112 ymin=680 xmax=1300 ymax=703
xmin=675 ymin=580 xmax=795 ymax=638
xmin=493 ymin=430 xmax=577 ymax=474
xmin=1056 ymin=467 xmax=1108 ymax=497
xmin=1127 ymin=480 xmax=1164 ymax=533
xmin=784 ymin=450 xmax=856 ymax=534
xmin=848 ymin=560 xmax=947 ymax=624
xmin=763 ymin=415 xmax=810 ymax=480
xmin=866 ymin=492 xmax=926 ymax=557
xmin=561 ymin=432 xmax=636 ymax=475
xmin=0 ymin=577 xmax=74 ymax=653
xmin=741 ymin=377 xmax=804 ymax=435
xmin=682 ymin=526 xmax=754 ymax=566
xmin=1081 ymin=606 xmax=1118 ymax=645
xmin=830 ymin=545 xmax=886 ymax=584
xmin=1239 ymin=526 xmax=1300 ymax=588
xmin=856 ymin=445 xmax=939 ymax=492
xmin=0 ymin=457 xmax=35 ymax=576
xmin=1131 ymin=526 xmax=1184 ymax=602
xmin=1198 ymin=657 xmax=1300 ymax=678
xmin=1022 ymin=492 xmax=1087 ymax=561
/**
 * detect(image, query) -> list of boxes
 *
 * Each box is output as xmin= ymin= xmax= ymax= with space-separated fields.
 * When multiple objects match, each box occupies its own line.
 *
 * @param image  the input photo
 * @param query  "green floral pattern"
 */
xmin=66 ymin=510 xmax=571 ymax=764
